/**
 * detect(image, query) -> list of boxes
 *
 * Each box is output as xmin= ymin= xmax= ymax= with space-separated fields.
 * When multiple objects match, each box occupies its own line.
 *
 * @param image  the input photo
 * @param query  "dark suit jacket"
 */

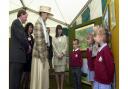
xmin=9 ymin=19 xmax=29 ymax=63
xmin=48 ymin=35 xmax=53 ymax=60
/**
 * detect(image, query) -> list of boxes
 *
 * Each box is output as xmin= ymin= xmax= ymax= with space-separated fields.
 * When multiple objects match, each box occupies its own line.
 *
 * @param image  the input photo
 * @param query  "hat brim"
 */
xmin=39 ymin=11 xmax=53 ymax=16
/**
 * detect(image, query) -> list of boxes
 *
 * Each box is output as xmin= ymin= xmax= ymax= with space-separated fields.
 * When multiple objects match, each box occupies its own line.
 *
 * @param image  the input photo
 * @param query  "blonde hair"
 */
xmin=93 ymin=25 xmax=106 ymax=36
xmin=86 ymin=33 xmax=95 ymax=46
xmin=93 ymin=25 xmax=106 ymax=42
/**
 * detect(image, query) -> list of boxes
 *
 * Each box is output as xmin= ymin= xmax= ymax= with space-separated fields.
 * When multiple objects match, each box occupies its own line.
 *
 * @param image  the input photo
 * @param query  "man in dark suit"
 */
xmin=9 ymin=9 xmax=30 ymax=89
xmin=47 ymin=27 xmax=53 ymax=69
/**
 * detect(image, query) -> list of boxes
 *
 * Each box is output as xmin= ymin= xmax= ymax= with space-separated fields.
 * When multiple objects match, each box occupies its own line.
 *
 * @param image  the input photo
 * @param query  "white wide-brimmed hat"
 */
xmin=39 ymin=6 xmax=53 ymax=16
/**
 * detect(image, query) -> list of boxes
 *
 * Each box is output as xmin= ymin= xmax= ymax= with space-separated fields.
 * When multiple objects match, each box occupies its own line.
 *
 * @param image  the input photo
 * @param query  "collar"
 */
xmin=73 ymin=48 xmax=79 ymax=52
xmin=98 ymin=43 xmax=107 ymax=52
xmin=18 ymin=18 xmax=22 ymax=24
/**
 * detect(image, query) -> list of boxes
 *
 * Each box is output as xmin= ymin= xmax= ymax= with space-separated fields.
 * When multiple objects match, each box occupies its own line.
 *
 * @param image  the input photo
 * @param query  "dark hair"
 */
xmin=55 ymin=25 xmax=63 ymax=37
xmin=47 ymin=27 xmax=50 ymax=30
xmin=39 ymin=12 xmax=42 ymax=16
xmin=17 ymin=9 xmax=27 ymax=18
xmin=39 ymin=12 xmax=47 ymax=16
xmin=73 ymin=39 xmax=79 ymax=44
xmin=25 ymin=22 xmax=34 ymax=34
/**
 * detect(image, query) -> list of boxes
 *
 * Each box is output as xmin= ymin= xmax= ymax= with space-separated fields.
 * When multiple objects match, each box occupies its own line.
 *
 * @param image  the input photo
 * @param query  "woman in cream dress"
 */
xmin=52 ymin=25 xmax=68 ymax=89
xmin=30 ymin=6 xmax=53 ymax=89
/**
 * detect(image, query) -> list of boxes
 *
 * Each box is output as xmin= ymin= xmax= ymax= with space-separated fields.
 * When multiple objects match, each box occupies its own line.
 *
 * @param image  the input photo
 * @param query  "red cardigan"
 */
xmin=94 ymin=44 xmax=115 ymax=84
xmin=86 ymin=48 xmax=95 ymax=71
xmin=69 ymin=49 xmax=83 ymax=68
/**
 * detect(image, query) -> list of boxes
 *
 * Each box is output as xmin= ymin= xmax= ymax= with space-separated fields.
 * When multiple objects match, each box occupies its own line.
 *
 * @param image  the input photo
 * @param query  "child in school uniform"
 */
xmin=93 ymin=26 xmax=115 ymax=89
xmin=86 ymin=33 xmax=98 ymax=86
xmin=69 ymin=39 xmax=83 ymax=89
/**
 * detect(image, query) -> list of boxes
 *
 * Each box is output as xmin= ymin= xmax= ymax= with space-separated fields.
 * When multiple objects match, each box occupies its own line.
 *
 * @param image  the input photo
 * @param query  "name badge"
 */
xmin=28 ymin=37 xmax=31 ymax=41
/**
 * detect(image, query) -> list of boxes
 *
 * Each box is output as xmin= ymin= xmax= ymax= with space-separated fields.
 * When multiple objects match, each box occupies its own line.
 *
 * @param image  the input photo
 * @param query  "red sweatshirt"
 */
xmin=69 ymin=49 xmax=83 ymax=68
xmin=94 ymin=43 xmax=115 ymax=84
xmin=86 ymin=48 xmax=95 ymax=71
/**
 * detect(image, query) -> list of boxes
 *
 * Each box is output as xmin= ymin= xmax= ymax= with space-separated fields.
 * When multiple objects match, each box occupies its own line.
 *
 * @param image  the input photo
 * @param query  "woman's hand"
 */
xmin=58 ymin=53 xmax=63 ymax=59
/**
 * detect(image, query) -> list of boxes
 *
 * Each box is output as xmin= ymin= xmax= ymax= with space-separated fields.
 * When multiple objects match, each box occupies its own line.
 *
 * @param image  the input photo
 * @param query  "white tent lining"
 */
xmin=10 ymin=0 xmax=91 ymax=26
xmin=9 ymin=7 xmax=69 ymax=26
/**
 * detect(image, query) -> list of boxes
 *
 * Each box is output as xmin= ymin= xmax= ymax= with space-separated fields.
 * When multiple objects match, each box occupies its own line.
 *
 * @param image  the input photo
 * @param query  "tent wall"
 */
xmin=89 ymin=0 xmax=102 ymax=20
xmin=9 ymin=10 xmax=68 ymax=38
xmin=9 ymin=10 xmax=67 ymax=27
xmin=71 ymin=0 xmax=102 ymax=26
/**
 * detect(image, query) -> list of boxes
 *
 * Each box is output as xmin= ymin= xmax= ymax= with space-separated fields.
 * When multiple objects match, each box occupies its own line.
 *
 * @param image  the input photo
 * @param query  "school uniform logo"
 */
xmin=75 ymin=54 xmax=78 ymax=58
xmin=98 ymin=56 xmax=103 ymax=62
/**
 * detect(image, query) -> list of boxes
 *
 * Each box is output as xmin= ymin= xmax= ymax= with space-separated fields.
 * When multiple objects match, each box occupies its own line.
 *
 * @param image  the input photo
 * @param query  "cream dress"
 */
xmin=30 ymin=59 xmax=49 ymax=89
xmin=30 ymin=19 xmax=49 ymax=89
xmin=52 ymin=35 xmax=68 ymax=72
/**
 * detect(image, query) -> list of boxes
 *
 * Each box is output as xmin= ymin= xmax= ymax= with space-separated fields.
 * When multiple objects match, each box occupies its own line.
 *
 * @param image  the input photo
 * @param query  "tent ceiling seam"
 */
xmin=9 ymin=7 xmax=69 ymax=26
xmin=20 ymin=0 xmax=26 ymax=8
xmin=9 ymin=7 xmax=24 ymax=14
xmin=69 ymin=0 xmax=92 ymax=26
xmin=54 ymin=0 xmax=68 ymax=25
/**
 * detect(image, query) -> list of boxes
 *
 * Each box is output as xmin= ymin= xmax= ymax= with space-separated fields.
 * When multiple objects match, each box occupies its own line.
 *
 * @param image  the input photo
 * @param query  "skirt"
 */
xmin=30 ymin=58 xmax=49 ymax=89
xmin=54 ymin=65 xmax=65 ymax=72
